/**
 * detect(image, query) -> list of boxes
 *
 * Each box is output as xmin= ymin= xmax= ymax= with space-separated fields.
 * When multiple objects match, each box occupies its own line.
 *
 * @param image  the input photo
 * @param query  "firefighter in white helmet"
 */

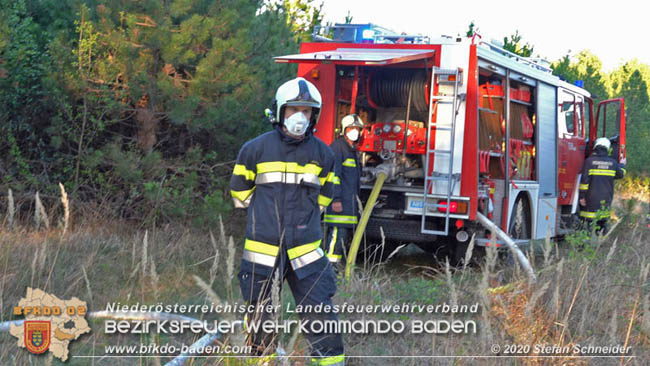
xmin=578 ymin=137 xmax=626 ymax=232
xmin=324 ymin=114 xmax=364 ymax=267
xmin=230 ymin=77 xmax=344 ymax=365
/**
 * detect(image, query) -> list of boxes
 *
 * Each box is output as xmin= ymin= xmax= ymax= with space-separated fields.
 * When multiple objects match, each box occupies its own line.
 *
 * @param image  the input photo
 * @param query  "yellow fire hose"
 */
xmin=345 ymin=171 xmax=387 ymax=280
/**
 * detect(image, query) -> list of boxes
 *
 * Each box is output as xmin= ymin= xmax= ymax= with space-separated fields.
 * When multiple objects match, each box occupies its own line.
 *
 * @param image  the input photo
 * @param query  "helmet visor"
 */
xmin=285 ymin=79 xmax=320 ymax=108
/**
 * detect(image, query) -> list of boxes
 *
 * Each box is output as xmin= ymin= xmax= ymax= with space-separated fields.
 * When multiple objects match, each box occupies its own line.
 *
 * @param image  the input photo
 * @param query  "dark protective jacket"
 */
xmin=230 ymin=126 xmax=337 ymax=279
xmin=325 ymin=137 xmax=361 ymax=228
xmin=578 ymin=149 xmax=626 ymax=220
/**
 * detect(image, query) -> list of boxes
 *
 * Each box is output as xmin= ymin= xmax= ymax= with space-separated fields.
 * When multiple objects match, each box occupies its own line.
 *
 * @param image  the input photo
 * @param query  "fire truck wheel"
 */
xmin=452 ymin=241 xmax=470 ymax=267
xmin=508 ymin=196 xmax=531 ymax=240
xmin=501 ymin=196 xmax=532 ymax=267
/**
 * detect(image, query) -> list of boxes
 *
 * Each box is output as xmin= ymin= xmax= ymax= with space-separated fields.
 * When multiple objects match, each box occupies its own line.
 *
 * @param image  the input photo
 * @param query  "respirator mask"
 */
xmin=346 ymin=128 xmax=360 ymax=142
xmin=284 ymin=112 xmax=309 ymax=136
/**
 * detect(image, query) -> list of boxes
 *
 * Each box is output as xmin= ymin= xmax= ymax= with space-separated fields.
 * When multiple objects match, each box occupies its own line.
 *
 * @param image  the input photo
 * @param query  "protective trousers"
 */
xmin=325 ymin=226 xmax=351 ymax=264
xmin=238 ymin=256 xmax=344 ymax=366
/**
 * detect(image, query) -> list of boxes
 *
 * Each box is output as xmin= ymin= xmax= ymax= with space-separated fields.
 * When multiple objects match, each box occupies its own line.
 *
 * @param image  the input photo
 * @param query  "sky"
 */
xmin=319 ymin=0 xmax=646 ymax=72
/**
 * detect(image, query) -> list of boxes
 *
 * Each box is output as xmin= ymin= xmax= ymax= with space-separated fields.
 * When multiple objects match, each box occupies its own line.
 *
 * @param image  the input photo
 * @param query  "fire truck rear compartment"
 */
xmin=332 ymin=49 xmax=543 ymax=250
xmin=336 ymin=66 xmax=430 ymax=185
xmin=336 ymin=64 xmax=463 ymax=245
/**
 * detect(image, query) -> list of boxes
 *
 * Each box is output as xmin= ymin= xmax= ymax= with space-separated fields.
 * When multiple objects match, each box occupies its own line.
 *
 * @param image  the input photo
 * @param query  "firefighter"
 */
xmin=230 ymin=77 xmax=344 ymax=366
xmin=579 ymin=137 xmax=626 ymax=232
xmin=324 ymin=114 xmax=364 ymax=267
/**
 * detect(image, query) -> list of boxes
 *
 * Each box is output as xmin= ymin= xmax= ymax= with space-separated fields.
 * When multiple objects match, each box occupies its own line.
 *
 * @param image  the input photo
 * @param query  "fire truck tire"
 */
xmin=508 ymin=195 xmax=531 ymax=240
xmin=452 ymin=241 xmax=470 ymax=266
xmin=501 ymin=196 xmax=531 ymax=267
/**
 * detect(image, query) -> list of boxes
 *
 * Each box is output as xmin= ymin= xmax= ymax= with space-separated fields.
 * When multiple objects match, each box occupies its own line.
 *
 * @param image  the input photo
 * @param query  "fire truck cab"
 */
xmin=275 ymin=24 xmax=626 ymax=259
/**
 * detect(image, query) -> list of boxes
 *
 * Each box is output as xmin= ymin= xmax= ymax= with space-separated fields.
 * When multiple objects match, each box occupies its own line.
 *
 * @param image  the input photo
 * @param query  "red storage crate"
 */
xmin=481 ymin=83 xmax=530 ymax=102
xmin=479 ymin=83 xmax=504 ymax=97
xmin=509 ymin=88 xmax=519 ymax=100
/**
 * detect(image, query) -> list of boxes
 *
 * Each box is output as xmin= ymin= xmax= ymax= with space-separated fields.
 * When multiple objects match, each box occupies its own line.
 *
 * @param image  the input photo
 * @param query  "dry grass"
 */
xmin=6 ymin=189 xmax=14 ymax=229
xmin=59 ymin=183 xmax=70 ymax=237
xmin=0 ymin=216 xmax=246 ymax=365
xmin=0 ymin=191 xmax=648 ymax=365
xmin=335 ymin=196 xmax=649 ymax=365
xmin=34 ymin=191 xmax=50 ymax=230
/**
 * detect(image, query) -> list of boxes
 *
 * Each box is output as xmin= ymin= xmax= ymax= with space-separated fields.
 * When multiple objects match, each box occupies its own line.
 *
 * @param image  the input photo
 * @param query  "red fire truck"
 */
xmin=274 ymin=24 xmax=626 ymax=260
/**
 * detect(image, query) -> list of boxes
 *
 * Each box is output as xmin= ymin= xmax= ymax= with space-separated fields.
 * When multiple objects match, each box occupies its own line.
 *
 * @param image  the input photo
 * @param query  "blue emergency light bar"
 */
xmin=312 ymin=23 xmax=429 ymax=44
xmin=362 ymin=28 xmax=375 ymax=40
xmin=332 ymin=23 xmax=380 ymax=43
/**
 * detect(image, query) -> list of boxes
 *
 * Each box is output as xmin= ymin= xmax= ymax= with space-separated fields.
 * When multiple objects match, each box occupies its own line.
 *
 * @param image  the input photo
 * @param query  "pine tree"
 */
xmin=0 ymin=0 xmax=55 ymax=189
xmin=0 ymin=0 xmax=323 ymax=222
xmin=503 ymin=30 xmax=533 ymax=57
xmin=619 ymin=69 xmax=650 ymax=173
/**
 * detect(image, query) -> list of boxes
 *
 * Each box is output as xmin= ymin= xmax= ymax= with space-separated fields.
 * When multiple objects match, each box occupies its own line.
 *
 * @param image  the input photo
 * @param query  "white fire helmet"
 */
xmin=274 ymin=77 xmax=322 ymax=127
xmin=594 ymin=137 xmax=611 ymax=151
xmin=340 ymin=114 xmax=364 ymax=135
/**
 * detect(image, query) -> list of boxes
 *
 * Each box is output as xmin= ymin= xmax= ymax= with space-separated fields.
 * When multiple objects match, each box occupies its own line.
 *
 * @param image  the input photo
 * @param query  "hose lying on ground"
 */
xmin=476 ymin=212 xmax=537 ymax=284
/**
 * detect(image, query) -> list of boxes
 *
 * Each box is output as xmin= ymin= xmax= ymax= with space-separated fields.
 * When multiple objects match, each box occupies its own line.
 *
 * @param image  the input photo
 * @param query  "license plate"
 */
xmin=409 ymin=199 xmax=424 ymax=209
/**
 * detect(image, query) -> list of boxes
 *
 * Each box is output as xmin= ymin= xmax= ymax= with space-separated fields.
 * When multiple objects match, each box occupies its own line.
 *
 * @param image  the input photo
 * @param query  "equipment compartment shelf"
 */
xmin=510 ymin=99 xmax=532 ymax=107
xmin=478 ymin=107 xmax=499 ymax=114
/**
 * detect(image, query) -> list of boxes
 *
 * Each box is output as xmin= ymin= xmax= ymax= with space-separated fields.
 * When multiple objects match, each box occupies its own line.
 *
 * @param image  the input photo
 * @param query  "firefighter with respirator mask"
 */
xmin=230 ymin=77 xmax=345 ymax=366
xmin=324 ymin=114 xmax=364 ymax=269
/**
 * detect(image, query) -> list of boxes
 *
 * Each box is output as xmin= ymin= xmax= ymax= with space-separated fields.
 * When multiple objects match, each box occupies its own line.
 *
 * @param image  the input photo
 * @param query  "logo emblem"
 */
xmin=11 ymin=288 xmax=90 ymax=361
xmin=25 ymin=321 xmax=51 ymax=354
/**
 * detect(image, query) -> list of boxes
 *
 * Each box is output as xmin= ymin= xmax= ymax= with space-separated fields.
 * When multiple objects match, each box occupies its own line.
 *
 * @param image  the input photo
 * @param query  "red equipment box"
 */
xmin=359 ymin=122 xmax=426 ymax=155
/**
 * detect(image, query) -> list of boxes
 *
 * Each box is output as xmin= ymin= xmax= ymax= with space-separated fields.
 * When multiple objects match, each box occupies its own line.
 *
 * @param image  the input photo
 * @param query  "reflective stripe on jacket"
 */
xmin=325 ymin=138 xmax=361 ymax=228
xmin=230 ymin=126 xmax=337 ymax=279
xmin=579 ymin=149 xmax=625 ymax=219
